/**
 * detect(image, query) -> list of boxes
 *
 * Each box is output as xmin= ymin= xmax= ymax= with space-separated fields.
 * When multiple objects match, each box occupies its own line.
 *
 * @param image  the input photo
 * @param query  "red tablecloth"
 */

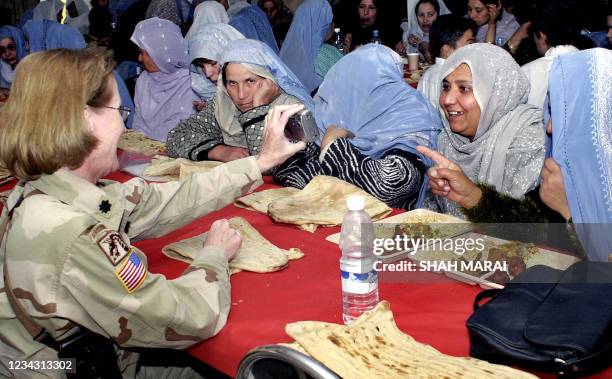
xmin=1 ymin=173 xmax=610 ymax=378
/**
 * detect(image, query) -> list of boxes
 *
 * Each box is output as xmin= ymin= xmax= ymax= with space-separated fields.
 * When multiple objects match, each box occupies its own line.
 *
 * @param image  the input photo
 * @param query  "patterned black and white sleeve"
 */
xmin=273 ymin=143 xmax=323 ymax=188
xmin=166 ymin=100 xmax=224 ymax=160
xmin=320 ymin=138 xmax=425 ymax=210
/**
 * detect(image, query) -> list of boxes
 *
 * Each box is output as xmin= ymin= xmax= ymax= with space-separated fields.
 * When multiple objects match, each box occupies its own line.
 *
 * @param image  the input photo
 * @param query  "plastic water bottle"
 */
xmin=495 ymin=37 xmax=505 ymax=46
xmin=332 ymin=28 xmax=346 ymax=55
xmin=339 ymin=195 xmax=379 ymax=324
xmin=371 ymin=29 xmax=382 ymax=45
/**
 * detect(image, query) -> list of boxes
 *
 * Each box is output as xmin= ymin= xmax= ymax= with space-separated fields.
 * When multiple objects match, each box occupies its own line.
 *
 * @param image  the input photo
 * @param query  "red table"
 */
xmin=1 ymin=173 xmax=610 ymax=378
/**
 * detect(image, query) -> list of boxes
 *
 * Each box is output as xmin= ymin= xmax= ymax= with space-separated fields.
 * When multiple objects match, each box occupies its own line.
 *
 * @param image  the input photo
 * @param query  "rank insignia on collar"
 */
xmin=97 ymin=231 xmax=130 ymax=266
xmin=99 ymin=199 xmax=112 ymax=214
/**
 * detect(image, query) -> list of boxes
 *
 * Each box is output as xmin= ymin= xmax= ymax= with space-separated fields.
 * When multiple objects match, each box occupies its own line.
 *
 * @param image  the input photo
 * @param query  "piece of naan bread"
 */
xmin=162 ymin=217 xmax=303 ymax=274
xmin=143 ymin=155 xmax=222 ymax=181
xmin=235 ymin=187 xmax=301 ymax=213
xmin=118 ymin=130 xmax=167 ymax=156
xmin=267 ymin=176 xmax=392 ymax=232
xmin=285 ymin=301 xmax=536 ymax=379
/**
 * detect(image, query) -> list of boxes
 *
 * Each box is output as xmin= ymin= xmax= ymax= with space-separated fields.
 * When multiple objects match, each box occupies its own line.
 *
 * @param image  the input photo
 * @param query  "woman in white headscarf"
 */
xmin=188 ymin=23 xmax=245 ymax=107
xmin=32 ymin=0 xmax=91 ymax=35
xmin=186 ymin=1 xmax=230 ymax=39
xmin=418 ymin=43 xmax=545 ymax=218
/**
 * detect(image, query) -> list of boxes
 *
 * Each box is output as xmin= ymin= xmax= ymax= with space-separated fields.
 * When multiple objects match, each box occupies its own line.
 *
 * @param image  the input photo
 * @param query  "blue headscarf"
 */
xmin=0 ymin=25 xmax=28 ymax=61
xmin=0 ymin=25 xmax=28 ymax=89
xmin=216 ymin=39 xmax=314 ymax=141
xmin=549 ymin=48 xmax=612 ymax=262
xmin=229 ymin=5 xmax=279 ymax=54
xmin=315 ymin=44 xmax=442 ymax=207
xmin=219 ymin=39 xmax=314 ymax=110
xmin=279 ymin=0 xmax=332 ymax=94
xmin=314 ymin=44 xmax=442 ymax=159
xmin=23 ymin=20 xmax=86 ymax=52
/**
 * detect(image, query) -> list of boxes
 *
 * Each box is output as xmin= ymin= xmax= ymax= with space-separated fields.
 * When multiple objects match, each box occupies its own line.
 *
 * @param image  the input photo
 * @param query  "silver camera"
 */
xmin=284 ymin=109 xmax=320 ymax=143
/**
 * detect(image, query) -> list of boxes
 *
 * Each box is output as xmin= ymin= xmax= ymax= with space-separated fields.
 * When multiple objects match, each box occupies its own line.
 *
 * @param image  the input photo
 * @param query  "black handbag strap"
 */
xmin=558 ymin=341 xmax=612 ymax=377
xmin=472 ymin=289 xmax=501 ymax=310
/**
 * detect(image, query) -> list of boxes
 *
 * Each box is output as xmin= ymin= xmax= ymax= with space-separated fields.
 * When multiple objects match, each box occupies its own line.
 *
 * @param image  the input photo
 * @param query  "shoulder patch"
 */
xmin=125 ymin=186 xmax=141 ymax=205
xmin=115 ymin=252 xmax=147 ymax=293
xmin=97 ymin=230 xmax=131 ymax=266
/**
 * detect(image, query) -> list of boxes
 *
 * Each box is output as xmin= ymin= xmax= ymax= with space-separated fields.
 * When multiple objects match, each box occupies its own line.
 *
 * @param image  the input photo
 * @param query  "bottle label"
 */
xmin=341 ymin=269 xmax=378 ymax=294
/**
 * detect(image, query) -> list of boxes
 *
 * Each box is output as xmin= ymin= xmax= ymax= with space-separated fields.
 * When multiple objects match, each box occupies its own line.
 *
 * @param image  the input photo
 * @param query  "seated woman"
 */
xmin=186 ymin=0 xmax=230 ymax=39
xmin=130 ymin=17 xmax=197 ymax=141
xmin=279 ymin=0 xmax=337 ymax=93
xmin=274 ymin=44 xmax=443 ymax=210
xmin=32 ymin=0 xmax=91 ymax=35
xmin=419 ymin=48 xmax=611 ymax=261
xmin=24 ymin=19 xmax=88 ymax=52
xmin=228 ymin=0 xmax=279 ymax=53
xmin=257 ymin=0 xmax=292 ymax=47
xmin=416 ymin=43 xmax=546 ymax=219
xmin=0 ymin=47 xmax=303 ymax=377
xmin=404 ymin=0 xmax=439 ymax=60
xmin=0 ymin=25 xmax=27 ymax=91
xmin=467 ymin=0 xmax=519 ymax=45
xmin=188 ymin=24 xmax=245 ymax=109
xmin=167 ymin=38 xmax=314 ymax=163
xmin=343 ymin=0 xmax=403 ymax=53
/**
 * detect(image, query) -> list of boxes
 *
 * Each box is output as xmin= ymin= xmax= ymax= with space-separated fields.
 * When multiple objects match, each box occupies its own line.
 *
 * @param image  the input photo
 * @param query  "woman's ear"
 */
xmin=83 ymin=107 xmax=95 ymax=131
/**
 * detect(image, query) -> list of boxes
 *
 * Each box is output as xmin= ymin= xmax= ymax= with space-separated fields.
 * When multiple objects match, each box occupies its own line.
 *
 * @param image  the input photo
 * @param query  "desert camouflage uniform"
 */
xmin=0 ymin=157 xmax=263 ymax=378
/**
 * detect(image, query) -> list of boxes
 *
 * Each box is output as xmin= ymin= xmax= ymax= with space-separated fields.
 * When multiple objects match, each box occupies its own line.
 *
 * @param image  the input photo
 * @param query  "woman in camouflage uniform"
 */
xmin=0 ymin=47 xmax=304 ymax=378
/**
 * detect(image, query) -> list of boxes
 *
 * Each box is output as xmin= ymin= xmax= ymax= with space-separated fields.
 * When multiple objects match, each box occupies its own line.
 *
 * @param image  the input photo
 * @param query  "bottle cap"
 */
xmin=334 ymin=28 xmax=340 ymax=33
xmin=346 ymin=195 xmax=365 ymax=211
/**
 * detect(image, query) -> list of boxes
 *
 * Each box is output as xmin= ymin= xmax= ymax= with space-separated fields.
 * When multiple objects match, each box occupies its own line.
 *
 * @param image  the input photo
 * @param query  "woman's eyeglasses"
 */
xmin=103 ymin=106 xmax=131 ymax=121
xmin=0 ymin=44 xmax=16 ymax=55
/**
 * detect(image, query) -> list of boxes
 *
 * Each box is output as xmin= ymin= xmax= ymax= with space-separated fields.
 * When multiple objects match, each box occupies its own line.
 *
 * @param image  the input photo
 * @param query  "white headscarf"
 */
xmin=188 ymin=23 xmax=244 ymax=100
xmin=33 ymin=0 xmax=91 ymax=35
xmin=434 ymin=43 xmax=546 ymax=217
xmin=186 ymin=1 xmax=230 ymax=39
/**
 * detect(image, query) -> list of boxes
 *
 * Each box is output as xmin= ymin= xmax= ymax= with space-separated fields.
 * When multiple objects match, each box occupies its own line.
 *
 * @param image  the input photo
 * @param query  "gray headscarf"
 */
xmin=434 ymin=43 xmax=545 ymax=217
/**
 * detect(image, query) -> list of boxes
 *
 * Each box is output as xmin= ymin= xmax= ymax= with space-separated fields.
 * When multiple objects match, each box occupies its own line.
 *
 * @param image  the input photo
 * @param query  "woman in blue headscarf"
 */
xmin=279 ymin=0 xmax=339 ymax=94
xmin=228 ymin=1 xmax=279 ymax=53
xmin=546 ymin=48 xmax=611 ymax=261
xmin=131 ymin=17 xmax=197 ymax=141
xmin=23 ymin=19 xmax=135 ymax=129
xmin=0 ymin=26 xmax=27 ymax=90
xmin=167 ymin=38 xmax=313 ymax=165
xmin=23 ymin=19 xmax=87 ymax=52
xmin=275 ymin=44 xmax=443 ymax=209
xmin=188 ymin=23 xmax=244 ymax=108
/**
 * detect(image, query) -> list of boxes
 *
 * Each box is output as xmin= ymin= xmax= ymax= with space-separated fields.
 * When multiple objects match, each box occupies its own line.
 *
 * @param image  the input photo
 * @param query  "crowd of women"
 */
xmin=0 ymin=0 xmax=610 ymax=376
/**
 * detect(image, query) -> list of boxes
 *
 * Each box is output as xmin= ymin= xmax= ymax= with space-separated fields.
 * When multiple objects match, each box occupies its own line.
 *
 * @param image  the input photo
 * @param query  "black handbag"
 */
xmin=466 ymin=261 xmax=612 ymax=377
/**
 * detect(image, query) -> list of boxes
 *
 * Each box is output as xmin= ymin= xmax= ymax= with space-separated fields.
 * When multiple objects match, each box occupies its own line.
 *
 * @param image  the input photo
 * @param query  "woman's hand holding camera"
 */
xmin=256 ymin=104 xmax=306 ymax=173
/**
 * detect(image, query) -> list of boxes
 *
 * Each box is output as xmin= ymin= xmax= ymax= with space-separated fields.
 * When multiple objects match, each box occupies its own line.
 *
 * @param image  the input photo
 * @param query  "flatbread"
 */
xmin=118 ymin=130 xmax=167 ymax=156
xmin=285 ymin=301 xmax=536 ymax=379
xmin=268 ymin=176 xmax=392 ymax=232
xmin=162 ymin=217 xmax=303 ymax=274
xmin=235 ymin=187 xmax=301 ymax=213
xmin=142 ymin=155 xmax=222 ymax=181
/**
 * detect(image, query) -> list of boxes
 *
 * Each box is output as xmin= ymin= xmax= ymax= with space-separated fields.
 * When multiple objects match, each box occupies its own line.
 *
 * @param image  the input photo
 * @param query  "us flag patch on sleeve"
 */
xmin=115 ymin=252 xmax=147 ymax=293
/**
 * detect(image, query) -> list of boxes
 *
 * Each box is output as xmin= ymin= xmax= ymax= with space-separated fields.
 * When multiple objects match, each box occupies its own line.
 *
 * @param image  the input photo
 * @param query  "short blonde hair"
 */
xmin=0 ymin=48 xmax=115 ymax=181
